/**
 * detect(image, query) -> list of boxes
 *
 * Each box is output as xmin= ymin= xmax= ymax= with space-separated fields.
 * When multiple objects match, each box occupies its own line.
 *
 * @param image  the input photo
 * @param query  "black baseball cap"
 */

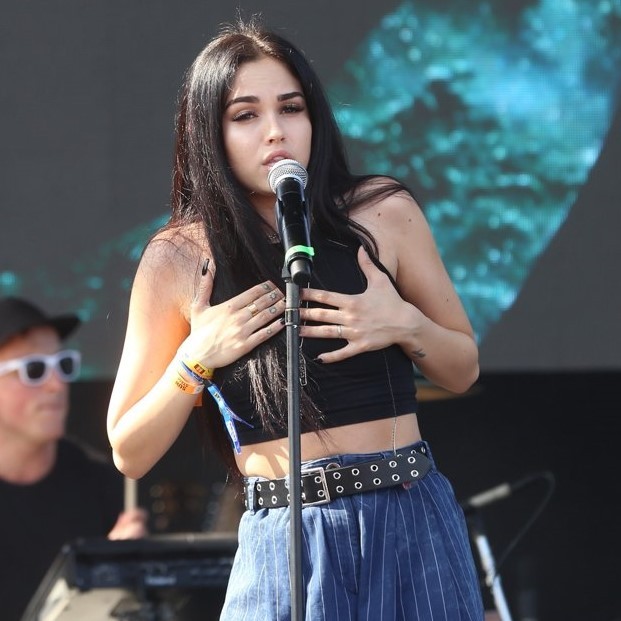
xmin=0 ymin=296 xmax=80 ymax=348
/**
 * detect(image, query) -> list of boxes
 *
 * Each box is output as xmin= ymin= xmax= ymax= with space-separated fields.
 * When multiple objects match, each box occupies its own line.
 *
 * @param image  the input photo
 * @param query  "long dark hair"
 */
xmin=161 ymin=17 xmax=408 ymax=470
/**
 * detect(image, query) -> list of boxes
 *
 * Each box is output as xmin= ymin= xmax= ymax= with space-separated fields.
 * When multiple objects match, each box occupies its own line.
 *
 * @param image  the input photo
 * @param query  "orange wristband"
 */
xmin=174 ymin=374 xmax=203 ymax=395
xmin=170 ymin=367 xmax=204 ymax=395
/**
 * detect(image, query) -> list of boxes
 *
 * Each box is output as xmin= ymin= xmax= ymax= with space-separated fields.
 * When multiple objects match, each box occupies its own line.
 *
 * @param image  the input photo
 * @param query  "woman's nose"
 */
xmin=266 ymin=115 xmax=285 ymax=143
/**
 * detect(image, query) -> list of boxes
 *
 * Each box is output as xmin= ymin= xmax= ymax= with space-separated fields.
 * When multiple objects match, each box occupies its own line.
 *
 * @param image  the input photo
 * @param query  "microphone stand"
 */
xmin=270 ymin=158 xmax=313 ymax=620
xmin=282 ymin=268 xmax=305 ymax=621
xmin=467 ymin=511 xmax=513 ymax=621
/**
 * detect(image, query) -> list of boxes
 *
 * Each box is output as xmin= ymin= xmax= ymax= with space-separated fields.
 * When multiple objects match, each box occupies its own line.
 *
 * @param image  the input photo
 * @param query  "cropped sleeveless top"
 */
xmin=214 ymin=236 xmax=419 ymax=445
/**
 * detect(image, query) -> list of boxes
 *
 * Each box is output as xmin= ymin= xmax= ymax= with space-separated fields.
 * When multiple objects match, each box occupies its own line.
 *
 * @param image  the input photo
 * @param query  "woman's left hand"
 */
xmin=299 ymin=246 xmax=421 ymax=363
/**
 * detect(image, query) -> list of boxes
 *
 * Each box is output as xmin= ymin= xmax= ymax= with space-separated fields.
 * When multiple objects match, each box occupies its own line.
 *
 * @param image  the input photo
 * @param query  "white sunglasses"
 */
xmin=0 ymin=350 xmax=81 ymax=386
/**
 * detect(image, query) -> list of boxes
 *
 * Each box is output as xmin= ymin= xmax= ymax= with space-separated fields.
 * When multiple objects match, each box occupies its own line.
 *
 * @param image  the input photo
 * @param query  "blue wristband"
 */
xmin=205 ymin=381 xmax=253 ymax=454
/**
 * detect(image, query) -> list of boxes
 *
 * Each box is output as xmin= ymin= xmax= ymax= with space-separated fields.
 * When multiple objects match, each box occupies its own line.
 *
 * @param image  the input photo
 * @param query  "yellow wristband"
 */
xmin=179 ymin=354 xmax=215 ymax=380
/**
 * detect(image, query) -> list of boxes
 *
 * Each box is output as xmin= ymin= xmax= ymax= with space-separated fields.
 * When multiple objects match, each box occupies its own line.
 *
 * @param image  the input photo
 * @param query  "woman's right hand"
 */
xmin=181 ymin=263 xmax=286 ymax=369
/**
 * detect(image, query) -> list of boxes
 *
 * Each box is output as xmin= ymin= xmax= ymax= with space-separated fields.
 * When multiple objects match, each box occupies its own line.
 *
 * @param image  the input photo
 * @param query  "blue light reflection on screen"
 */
xmin=330 ymin=0 xmax=621 ymax=341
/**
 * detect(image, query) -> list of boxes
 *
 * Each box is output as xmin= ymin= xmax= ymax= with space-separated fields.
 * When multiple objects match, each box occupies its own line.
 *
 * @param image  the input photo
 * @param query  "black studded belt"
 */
xmin=244 ymin=445 xmax=433 ymax=511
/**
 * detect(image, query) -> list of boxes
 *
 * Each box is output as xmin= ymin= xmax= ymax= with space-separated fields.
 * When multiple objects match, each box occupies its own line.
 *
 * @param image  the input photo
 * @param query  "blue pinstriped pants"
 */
xmin=219 ymin=442 xmax=484 ymax=620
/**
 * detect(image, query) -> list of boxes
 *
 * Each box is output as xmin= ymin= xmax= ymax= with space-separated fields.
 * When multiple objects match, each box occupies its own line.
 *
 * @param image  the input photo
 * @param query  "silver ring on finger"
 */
xmin=337 ymin=324 xmax=343 ymax=338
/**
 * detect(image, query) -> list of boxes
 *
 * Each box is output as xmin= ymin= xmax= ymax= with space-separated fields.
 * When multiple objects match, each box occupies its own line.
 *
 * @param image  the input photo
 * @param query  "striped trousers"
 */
xmin=219 ymin=442 xmax=484 ymax=620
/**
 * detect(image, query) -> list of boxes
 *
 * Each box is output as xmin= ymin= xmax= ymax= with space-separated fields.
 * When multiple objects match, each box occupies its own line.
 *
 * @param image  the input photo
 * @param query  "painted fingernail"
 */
xmin=202 ymin=259 xmax=210 ymax=276
xmin=279 ymin=317 xmax=286 ymax=324
xmin=313 ymin=356 xmax=324 ymax=364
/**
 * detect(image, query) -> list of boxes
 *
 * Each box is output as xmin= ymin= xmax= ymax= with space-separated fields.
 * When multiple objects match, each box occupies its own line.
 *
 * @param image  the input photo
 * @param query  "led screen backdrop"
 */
xmin=1 ymin=0 xmax=620 ymax=377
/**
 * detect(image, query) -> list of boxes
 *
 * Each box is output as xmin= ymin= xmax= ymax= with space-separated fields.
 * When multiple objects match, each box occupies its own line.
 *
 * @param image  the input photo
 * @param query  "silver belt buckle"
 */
xmin=301 ymin=466 xmax=331 ymax=507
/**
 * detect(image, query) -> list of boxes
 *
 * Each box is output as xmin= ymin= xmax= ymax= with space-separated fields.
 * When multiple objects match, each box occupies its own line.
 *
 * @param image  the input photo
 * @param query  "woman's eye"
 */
xmin=282 ymin=103 xmax=304 ymax=114
xmin=231 ymin=111 xmax=256 ymax=122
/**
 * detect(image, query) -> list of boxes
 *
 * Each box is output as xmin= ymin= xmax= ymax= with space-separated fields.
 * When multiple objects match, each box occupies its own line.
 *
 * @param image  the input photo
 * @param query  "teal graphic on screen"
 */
xmin=2 ymin=0 xmax=620 ymax=376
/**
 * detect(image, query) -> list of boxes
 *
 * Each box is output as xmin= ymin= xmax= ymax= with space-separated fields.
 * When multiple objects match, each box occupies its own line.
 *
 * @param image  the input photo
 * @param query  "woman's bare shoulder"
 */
xmin=143 ymin=223 xmax=206 ymax=262
xmin=138 ymin=223 xmax=208 ymax=278
xmin=349 ymin=177 xmax=425 ymax=236
xmin=135 ymin=223 xmax=209 ymax=319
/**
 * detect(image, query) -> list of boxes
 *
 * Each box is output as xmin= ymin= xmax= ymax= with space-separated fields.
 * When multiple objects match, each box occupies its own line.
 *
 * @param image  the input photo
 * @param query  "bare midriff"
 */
xmin=235 ymin=412 xmax=421 ymax=479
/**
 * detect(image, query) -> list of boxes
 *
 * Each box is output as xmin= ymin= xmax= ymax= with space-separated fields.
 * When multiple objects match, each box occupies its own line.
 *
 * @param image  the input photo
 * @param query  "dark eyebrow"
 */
xmin=278 ymin=91 xmax=305 ymax=102
xmin=225 ymin=95 xmax=258 ymax=109
xmin=225 ymin=91 xmax=305 ymax=109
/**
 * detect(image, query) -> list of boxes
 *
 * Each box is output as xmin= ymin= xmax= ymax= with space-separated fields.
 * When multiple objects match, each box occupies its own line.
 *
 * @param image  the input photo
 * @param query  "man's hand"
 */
xmin=107 ymin=508 xmax=149 ymax=540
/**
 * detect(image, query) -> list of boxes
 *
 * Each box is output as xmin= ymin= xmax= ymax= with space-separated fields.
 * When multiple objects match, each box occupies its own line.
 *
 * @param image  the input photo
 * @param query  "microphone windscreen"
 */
xmin=268 ymin=159 xmax=308 ymax=193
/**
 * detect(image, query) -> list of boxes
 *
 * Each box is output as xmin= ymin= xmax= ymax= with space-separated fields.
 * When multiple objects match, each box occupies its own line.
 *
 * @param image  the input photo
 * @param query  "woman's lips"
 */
xmin=263 ymin=151 xmax=293 ymax=167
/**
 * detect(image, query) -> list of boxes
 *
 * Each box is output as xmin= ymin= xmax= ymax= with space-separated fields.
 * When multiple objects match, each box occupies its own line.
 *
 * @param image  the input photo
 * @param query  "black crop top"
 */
xmin=214 ymin=237 xmax=418 ymax=445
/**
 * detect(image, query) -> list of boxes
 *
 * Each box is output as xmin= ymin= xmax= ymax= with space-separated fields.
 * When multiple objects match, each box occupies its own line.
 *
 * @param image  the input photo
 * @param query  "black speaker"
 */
xmin=22 ymin=533 xmax=237 ymax=621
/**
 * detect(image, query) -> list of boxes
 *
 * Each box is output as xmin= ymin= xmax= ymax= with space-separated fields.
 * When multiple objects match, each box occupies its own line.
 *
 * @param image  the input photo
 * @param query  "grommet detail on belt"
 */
xmin=244 ymin=448 xmax=433 ymax=510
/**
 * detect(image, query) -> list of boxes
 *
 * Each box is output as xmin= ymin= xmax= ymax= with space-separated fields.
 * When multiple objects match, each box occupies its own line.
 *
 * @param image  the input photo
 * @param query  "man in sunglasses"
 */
xmin=0 ymin=296 xmax=148 ymax=621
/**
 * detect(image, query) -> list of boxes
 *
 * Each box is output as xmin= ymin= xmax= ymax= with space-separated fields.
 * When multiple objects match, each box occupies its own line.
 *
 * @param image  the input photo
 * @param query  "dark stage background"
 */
xmin=2 ymin=1 xmax=621 ymax=619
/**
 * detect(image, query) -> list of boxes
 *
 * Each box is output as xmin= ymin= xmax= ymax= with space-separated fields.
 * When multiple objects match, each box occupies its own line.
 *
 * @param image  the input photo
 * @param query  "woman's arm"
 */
xmin=300 ymin=189 xmax=479 ymax=394
xmin=375 ymin=190 xmax=479 ymax=392
xmin=107 ymin=232 xmax=286 ymax=479
xmin=107 ymin=236 xmax=204 ymax=479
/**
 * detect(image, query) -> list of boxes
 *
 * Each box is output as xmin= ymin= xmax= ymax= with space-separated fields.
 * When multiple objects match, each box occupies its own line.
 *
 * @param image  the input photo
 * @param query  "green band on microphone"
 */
xmin=285 ymin=245 xmax=315 ymax=263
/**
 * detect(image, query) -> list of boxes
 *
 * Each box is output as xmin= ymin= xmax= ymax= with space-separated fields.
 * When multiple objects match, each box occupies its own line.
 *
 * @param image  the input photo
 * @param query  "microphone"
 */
xmin=268 ymin=159 xmax=314 ymax=286
xmin=459 ymin=473 xmax=545 ymax=514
